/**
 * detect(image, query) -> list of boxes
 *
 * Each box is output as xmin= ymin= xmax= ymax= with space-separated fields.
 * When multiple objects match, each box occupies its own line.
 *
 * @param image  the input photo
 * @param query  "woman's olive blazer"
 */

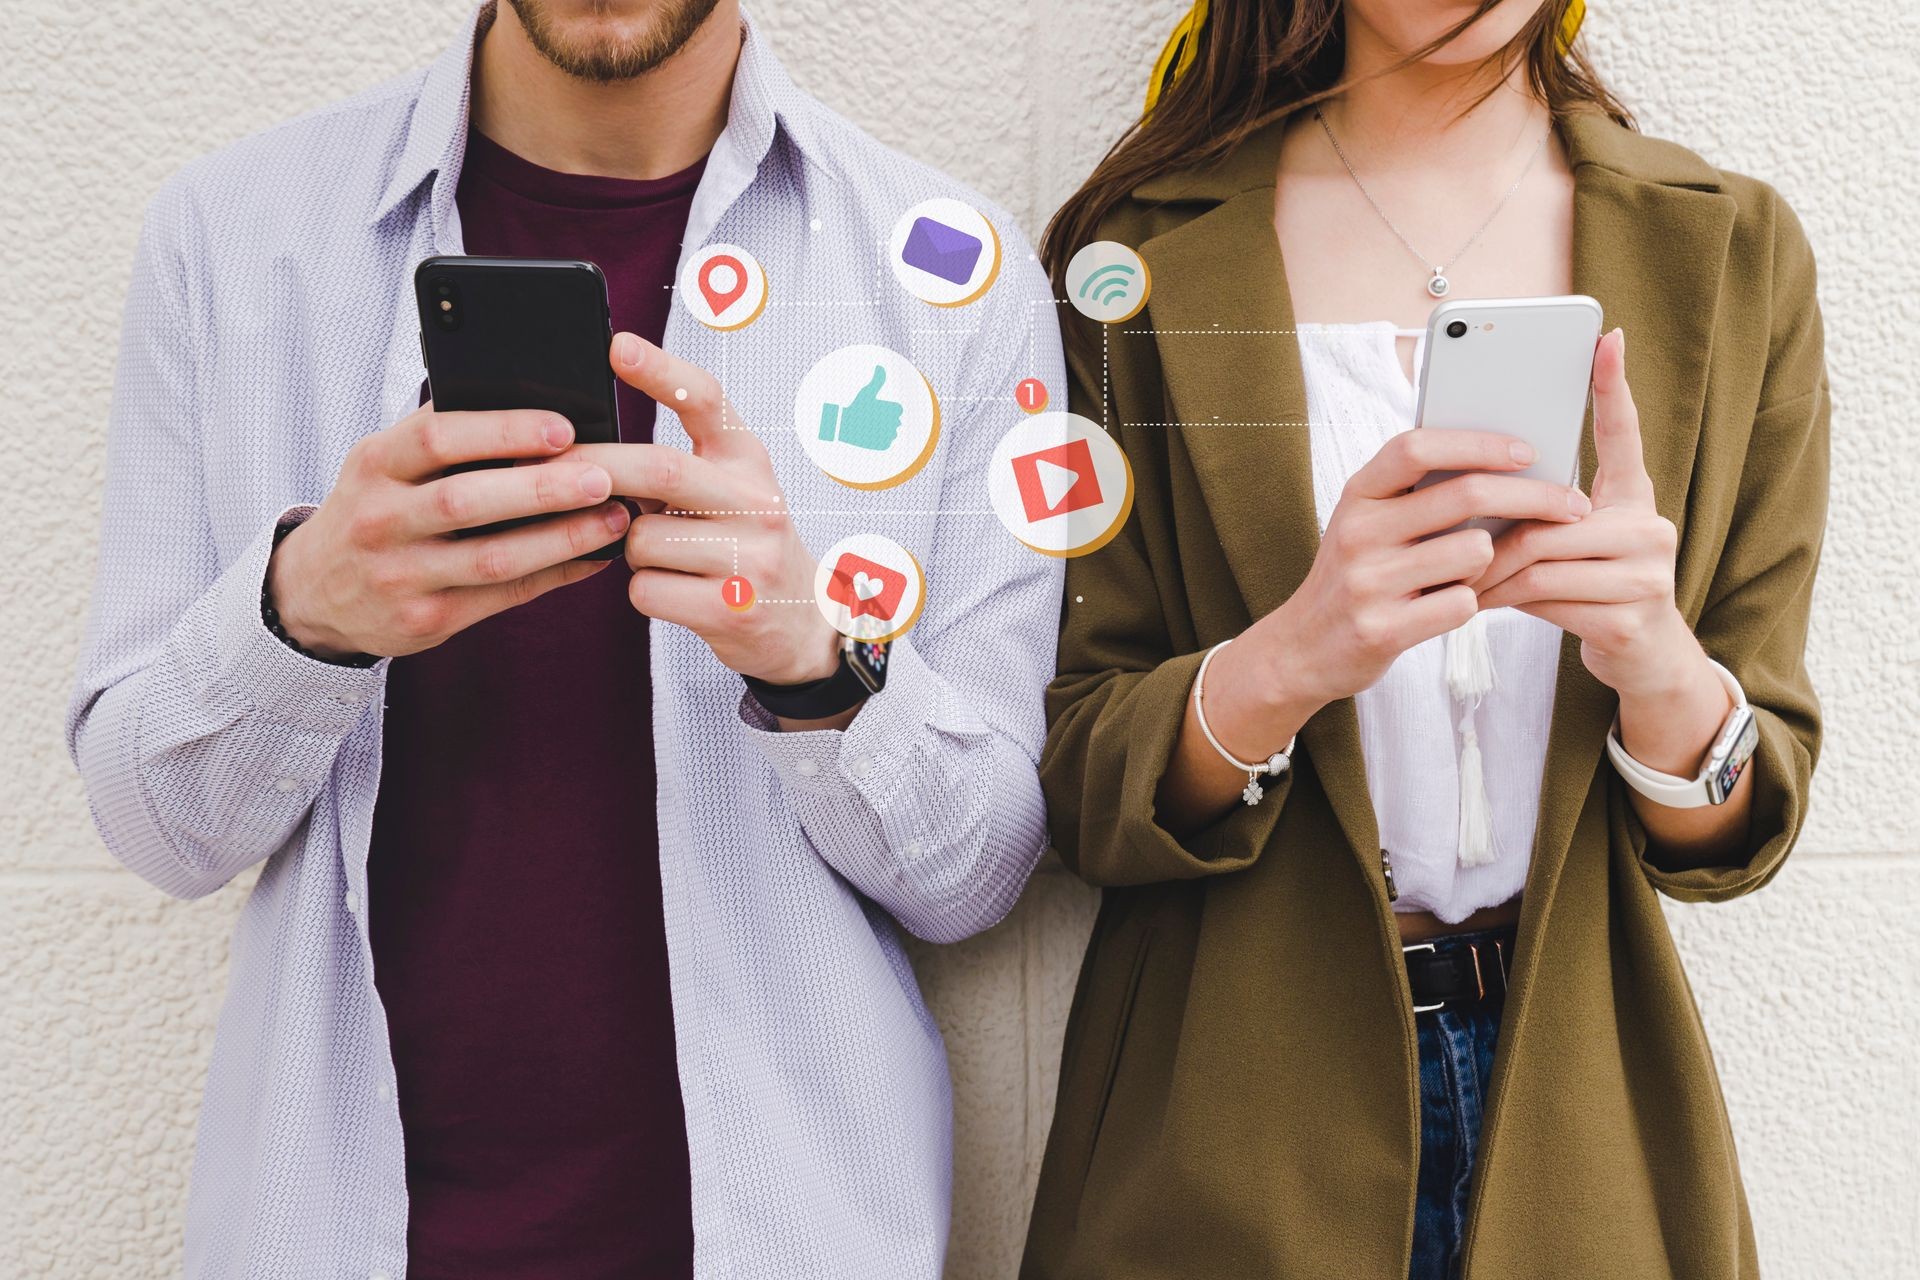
xmin=1022 ymin=110 xmax=1827 ymax=1279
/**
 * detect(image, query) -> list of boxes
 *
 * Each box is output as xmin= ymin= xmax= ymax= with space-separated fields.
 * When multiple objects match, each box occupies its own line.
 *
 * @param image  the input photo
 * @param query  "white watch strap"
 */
xmin=1603 ymin=657 xmax=1747 ymax=809
xmin=1194 ymin=640 xmax=1296 ymax=806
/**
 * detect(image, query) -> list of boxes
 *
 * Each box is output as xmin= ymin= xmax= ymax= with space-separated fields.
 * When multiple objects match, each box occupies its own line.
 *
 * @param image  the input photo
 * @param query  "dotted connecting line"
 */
xmin=666 ymin=508 xmax=1000 ymax=518
xmin=1117 ymin=327 xmax=1419 ymax=336
xmin=1101 ymin=325 xmax=1110 ymax=432
xmin=1128 ymin=421 xmax=1405 ymax=428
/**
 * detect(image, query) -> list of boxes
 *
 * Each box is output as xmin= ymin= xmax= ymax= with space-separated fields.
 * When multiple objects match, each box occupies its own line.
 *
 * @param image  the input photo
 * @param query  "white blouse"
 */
xmin=1296 ymin=322 xmax=1563 ymax=924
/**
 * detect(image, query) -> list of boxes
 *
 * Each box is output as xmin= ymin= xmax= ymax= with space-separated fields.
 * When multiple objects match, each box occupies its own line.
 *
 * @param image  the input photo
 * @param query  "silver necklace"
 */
xmin=1314 ymin=107 xmax=1551 ymax=299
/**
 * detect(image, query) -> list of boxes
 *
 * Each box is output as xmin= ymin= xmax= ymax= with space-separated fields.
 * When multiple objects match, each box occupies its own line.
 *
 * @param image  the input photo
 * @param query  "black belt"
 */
xmin=1402 ymin=926 xmax=1516 ymax=1014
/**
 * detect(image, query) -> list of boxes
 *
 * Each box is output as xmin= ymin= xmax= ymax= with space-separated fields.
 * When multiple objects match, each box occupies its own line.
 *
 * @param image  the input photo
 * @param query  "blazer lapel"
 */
xmin=1521 ymin=113 xmax=1738 ymax=922
xmin=1136 ymin=133 xmax=1384 ymax=875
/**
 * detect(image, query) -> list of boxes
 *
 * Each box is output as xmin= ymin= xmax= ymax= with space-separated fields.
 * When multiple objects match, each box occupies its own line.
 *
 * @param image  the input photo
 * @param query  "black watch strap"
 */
xmin=743 ymin=640 xmax=887 ymax=720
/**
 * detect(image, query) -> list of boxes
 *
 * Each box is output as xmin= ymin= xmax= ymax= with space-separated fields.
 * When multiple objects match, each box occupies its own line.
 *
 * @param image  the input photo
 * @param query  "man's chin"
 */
xmin=505 ymin=0 xmax=723 ymax=84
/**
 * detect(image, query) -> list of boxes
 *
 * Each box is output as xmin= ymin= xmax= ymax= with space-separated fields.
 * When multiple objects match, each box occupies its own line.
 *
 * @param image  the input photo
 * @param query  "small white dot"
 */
xmin=1075 ymin=595 xmax=1084 ymax=603
xmin=809 ymin=218 xmax=822 ymax=232
xmin=674 ymin=387 xmax=688 ymax=401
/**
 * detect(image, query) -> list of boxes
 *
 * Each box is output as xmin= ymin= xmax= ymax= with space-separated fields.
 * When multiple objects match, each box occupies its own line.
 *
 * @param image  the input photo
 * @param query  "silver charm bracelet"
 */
xmin=1193 ymin=640 xmax=1296 ymax=806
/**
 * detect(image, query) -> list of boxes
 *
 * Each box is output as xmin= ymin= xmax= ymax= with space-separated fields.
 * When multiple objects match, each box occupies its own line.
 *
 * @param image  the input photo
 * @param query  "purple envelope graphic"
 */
xmin=901 ymin=216 xmax=984 ymax=286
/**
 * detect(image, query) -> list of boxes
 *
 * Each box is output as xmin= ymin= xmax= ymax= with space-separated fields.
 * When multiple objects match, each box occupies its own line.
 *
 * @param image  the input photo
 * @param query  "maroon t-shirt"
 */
xmin=366 ymin=130 xmax=704 ymax=1280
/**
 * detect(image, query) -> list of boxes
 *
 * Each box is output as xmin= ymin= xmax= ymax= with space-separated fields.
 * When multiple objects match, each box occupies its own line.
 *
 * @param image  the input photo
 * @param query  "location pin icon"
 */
xmin=697 ymin=254 xmax=749 ymax=317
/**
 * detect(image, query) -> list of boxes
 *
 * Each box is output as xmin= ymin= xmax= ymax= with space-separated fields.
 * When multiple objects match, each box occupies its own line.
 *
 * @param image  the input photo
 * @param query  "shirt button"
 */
xmin=344 ymin=891 xmax=360 ymax=913
xmin=371 ymin=1270 xmax=392 ymax=1280
xmin=376 ymin=1081 xmax=393 ymax=1102
xmin=850 ymin=756 xmax=872 ymax=780
xmin=334 ymin=692 xmax=361 ymax=706
xmin=903 ymin=838 xmax=923 ymax=859
xmin=274 ymin=777 xmax=298 ymax=794
xmin=793 ymin=759 xmax=820 ymax=778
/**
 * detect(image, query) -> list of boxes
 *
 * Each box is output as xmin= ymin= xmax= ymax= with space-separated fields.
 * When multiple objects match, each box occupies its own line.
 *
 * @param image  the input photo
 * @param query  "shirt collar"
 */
xmin=368 ymin=2 xmax=801 ymax=232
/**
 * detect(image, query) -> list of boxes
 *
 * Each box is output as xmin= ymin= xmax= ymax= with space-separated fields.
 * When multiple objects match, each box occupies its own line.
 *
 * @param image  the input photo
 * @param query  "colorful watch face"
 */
xmin=846 ymin=639 xmax=889 ymax=694
xmin=1707 ymin=707 xmax=1759 ymax=804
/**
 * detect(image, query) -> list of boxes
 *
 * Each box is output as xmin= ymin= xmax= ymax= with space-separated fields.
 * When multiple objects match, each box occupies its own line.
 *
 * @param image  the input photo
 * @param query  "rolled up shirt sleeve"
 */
xmin=65 ymin=180 xmax=386 ymax=901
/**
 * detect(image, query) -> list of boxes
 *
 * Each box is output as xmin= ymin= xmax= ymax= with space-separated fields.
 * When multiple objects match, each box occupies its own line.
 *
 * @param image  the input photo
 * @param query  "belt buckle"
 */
xmin=1401 ymin=942 xmax=1446 ymax=1014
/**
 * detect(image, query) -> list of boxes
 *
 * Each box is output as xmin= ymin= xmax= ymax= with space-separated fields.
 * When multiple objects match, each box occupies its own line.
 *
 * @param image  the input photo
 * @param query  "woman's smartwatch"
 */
xmin=742 ymin=638 xmax=889 ymax=721
xmin=1604 ymin=657 xmax=1758 ymax=807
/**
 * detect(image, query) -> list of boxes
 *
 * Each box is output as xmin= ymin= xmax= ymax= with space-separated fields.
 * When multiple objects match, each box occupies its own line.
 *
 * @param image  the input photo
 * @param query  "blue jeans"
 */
xmin=1408 ymin=933 xmax=1507 ymax=1280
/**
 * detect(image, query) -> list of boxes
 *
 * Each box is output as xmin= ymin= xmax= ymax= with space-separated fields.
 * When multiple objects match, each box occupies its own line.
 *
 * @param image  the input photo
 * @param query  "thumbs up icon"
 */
xmin=793 ymin=344 xmax=940 ymax=490
xmin=819 ymin=365 xmax=905 ymax=452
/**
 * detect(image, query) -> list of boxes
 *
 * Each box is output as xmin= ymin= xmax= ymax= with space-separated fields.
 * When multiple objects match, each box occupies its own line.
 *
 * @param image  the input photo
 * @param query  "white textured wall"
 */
xmin=6 ymin=1 xmax=1917 ymax=1275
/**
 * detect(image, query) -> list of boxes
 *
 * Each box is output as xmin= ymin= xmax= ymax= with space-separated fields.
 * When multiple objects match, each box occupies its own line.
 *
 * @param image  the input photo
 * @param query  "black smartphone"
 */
xmin=413 ymin=255 xmax=624 ymax=560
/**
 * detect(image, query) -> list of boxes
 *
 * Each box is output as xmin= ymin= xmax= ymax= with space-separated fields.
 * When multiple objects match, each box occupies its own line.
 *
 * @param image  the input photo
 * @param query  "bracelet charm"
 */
xmin=1193 ymin=640 xmax=1294 ymax=807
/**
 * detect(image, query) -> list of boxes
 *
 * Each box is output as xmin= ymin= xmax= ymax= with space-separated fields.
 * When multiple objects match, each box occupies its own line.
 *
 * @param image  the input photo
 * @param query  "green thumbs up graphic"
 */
xmin=819 ymin=365 xmax=904 ymax=452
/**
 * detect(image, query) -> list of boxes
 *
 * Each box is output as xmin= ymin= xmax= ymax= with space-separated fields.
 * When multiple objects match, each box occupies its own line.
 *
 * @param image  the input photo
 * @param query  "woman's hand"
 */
xmin=1470 ymin=329 xmax=1702 ymax=699
xmin=1471 ymin=328 xmax=1752 ymax=862
xmin=1159 ymin=426 xmax=1590 ymax=832
xmin=1245 ymin=427 xmax=1591 ymax=710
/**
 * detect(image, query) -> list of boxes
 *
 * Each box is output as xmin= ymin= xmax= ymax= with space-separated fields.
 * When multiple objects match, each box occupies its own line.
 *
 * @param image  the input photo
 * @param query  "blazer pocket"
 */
xmin=1076 ymin=924 xmax=1154 ymax=1212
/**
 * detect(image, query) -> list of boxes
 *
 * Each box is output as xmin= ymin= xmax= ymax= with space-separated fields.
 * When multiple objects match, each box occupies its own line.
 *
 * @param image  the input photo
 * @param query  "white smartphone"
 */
xmin=1412 ymin=294 xmax=1604 ymax=536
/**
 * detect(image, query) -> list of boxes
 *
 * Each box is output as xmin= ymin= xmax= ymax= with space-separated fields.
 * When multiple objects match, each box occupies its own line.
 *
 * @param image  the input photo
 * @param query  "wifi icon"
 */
xmin=1066 ymin=241 xmax=1152 ymax=324
xmin=1079 ymin=264 xmax=1136 ymax=307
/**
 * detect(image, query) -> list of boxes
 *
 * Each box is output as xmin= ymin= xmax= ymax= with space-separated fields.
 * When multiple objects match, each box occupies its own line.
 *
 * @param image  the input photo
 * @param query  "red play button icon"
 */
xmin=1011 ymin=439 xmax=1103 ymax=523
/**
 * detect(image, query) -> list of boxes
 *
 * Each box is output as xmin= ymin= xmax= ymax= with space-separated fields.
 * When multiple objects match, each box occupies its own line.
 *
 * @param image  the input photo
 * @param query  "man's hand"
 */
xmin=575 ymin=331 xmax=842 ymax=687
xmin=269 ymin=402 xmax=631 ymax=660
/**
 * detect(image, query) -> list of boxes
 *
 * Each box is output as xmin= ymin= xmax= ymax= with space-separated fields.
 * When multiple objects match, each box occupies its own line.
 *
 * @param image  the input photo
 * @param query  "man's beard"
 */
xmin=504 ymin=0 xmax=723 ymax=83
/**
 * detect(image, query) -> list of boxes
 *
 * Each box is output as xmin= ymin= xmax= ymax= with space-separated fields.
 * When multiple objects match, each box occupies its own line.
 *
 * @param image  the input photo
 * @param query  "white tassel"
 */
xmin=1445 ymin=611 xmax=1498 ymax=868
xmin=1444 ymin=609 xmax=1496 ymax=704
xmin=1454 ymin=716 xmax=1497 ymax=867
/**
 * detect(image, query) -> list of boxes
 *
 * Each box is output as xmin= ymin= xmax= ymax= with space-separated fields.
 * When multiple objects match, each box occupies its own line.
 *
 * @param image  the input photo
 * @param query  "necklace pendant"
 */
xmin=1242 ymin=775 xmax=1264 ymax=806
xmin=1426 ymin=271 xmax=1451 ymax=299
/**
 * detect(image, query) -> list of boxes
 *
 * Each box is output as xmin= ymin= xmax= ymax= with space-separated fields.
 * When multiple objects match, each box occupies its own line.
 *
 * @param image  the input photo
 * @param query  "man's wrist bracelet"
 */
xmin=262 ymin=520 xmax=380 ymax=669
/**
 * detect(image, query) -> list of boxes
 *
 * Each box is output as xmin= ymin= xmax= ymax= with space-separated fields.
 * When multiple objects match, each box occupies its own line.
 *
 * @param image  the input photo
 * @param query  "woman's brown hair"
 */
xmin=1041 ymin=0 xmax=1632 ymax=283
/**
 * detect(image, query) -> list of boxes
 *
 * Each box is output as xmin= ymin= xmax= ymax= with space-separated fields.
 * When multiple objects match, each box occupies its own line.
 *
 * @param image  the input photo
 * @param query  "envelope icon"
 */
xmin=901 ymin=216 xmax=984 ymax=286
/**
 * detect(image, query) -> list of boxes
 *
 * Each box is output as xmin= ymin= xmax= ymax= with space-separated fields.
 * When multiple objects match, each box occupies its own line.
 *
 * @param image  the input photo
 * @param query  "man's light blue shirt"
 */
xmin=66 ymin=8 xmax=1065 ymax=1276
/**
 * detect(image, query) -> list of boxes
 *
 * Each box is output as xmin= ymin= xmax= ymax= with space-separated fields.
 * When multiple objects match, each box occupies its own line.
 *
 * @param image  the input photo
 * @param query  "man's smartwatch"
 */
xmin=743 ymin=638 xmax=889 ymax=721
xmin=1604 ymin=657 xmax=1758 ymax=808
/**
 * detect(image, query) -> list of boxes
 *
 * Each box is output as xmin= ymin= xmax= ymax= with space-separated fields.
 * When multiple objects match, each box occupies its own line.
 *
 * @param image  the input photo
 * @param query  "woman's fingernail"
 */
xmin=604 ymin=503 xmax=630 ymax=533
xmin=1568 ymin=488 xmax=1592 ymax=516
xmin=615 ymin=333 xmax=642 ymax=367
xmin=1509 ymin=440 xmax=1536 ymax=465
xmin=544 ymin=419 xmax=572 ymax=449
xmin=579 ymin=467 xmax=611 ymax=500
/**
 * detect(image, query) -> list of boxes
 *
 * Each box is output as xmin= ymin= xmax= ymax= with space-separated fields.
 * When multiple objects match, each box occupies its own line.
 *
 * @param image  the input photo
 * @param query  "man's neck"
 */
xmin=469 ymin=0 xmax=741 ymax=180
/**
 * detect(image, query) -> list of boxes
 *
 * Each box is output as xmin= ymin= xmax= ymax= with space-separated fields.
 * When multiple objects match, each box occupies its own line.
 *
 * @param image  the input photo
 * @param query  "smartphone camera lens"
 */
xmin=1445 ymin=319 xmax=1468 ymax=339
xmin=432 ymin=278 xmax=460 ymax=331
